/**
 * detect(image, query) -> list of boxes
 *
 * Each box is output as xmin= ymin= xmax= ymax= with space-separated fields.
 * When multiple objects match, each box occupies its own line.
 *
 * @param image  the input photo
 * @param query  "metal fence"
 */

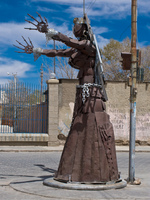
xmin=0 ymin=82 xmax=48 ymax=133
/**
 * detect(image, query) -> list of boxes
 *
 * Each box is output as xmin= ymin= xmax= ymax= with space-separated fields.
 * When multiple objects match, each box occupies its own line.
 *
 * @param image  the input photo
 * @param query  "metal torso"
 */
xmin=68 ymin=46 xmax=96 ymax=85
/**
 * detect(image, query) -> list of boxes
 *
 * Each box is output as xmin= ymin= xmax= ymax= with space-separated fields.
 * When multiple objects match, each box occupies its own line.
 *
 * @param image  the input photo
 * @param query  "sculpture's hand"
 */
xmin=25 ymin=12 xmax=48 ymax=33
xmin=13 ymin=36 xmax=34 ymax=54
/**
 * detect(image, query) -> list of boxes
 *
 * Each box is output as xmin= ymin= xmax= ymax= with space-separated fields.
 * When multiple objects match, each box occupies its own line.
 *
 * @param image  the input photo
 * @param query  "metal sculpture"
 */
xmin=15 ymin=13 xmax=120 ymax=184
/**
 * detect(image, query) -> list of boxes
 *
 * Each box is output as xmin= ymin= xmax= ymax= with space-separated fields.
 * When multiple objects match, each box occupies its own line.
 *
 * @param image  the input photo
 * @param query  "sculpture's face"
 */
xmin=73 ymin=24 xmax=86 ymax=38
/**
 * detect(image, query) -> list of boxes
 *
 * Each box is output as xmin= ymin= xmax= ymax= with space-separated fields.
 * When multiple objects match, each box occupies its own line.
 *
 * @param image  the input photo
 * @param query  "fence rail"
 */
xmin=0 ymin=82 xmax=47 ymax=133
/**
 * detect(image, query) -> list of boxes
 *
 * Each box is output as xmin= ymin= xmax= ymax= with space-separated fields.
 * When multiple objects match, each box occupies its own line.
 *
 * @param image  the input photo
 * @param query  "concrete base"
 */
xmin=43 ymin=177 xmax=127 ymax=190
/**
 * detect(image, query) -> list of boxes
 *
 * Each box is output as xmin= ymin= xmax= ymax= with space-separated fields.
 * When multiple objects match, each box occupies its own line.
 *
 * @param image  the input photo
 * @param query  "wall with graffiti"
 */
xmin=58 ymin=79 xmax=150 ymax=144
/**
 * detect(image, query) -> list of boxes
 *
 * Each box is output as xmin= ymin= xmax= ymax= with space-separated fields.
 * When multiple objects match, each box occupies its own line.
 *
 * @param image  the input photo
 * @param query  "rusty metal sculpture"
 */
xmin=13 ymin=36 xmax=34 ymax=54
xmin=15 ymin=13 xmax=120 ymax=184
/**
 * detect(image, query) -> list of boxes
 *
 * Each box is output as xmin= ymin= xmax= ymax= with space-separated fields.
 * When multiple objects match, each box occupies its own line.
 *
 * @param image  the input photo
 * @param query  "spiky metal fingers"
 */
xmin=25 ymin=12 xmax=48 ymax=33
xmin=13 ymin=36 xmax=34 ymax=54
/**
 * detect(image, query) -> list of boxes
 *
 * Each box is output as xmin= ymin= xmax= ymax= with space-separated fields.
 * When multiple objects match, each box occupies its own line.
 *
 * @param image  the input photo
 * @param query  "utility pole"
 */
xmin=129 ymin=0 xmax=137 ymax=184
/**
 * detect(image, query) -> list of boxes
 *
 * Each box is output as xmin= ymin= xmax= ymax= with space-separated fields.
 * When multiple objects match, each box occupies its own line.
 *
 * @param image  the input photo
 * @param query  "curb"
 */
xmin=0 ymin=146 xmax=150 ymax=152
xmin=43 ymin=177 xmax=127 ymax=190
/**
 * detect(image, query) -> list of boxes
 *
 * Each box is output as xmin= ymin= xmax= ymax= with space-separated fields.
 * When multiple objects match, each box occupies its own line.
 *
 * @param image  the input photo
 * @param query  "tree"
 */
xmin=42 ymin=43 xmax=78 ymax=80
xmin=43 ymin=56 xmax=78 ymax=80
xmin=42 ymin=37 xmax=150 ymax=82
xmin=141 ymin=46 xmax=150 ymax=82
xmin=102 ymin=37 xmax=150 ymax=82
xmin=101 ymin=37 xmax=131 ymax=81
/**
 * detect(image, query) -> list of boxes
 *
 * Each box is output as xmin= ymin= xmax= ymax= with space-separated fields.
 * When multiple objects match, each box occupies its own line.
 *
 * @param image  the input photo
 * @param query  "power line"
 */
xmin=86 ymin=0 xmax=97 ymax=14
xmin=119 ymin=24 xmax=131 ymax=40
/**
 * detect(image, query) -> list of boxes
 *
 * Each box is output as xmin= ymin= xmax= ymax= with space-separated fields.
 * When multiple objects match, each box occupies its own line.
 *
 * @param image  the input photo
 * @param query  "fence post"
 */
xmin=46 ymin=79 xmax=59 ymax=146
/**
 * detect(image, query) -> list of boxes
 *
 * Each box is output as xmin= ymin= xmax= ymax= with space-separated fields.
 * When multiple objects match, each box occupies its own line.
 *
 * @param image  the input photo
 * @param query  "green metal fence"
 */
xmin=0 ymin=82 xmax=48 ymax=133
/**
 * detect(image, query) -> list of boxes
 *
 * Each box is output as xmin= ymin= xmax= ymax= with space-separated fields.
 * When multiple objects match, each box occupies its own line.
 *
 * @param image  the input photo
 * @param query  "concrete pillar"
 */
xmin=46 ymin=79 xmax=59 ymax=146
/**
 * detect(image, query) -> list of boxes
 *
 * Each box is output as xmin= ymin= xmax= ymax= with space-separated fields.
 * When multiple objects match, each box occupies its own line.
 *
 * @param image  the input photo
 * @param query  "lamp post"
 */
xmin=7 ymin=72 xmax=17 ymax=132
xmin=40 ymin=64 xmax=43 ymax=103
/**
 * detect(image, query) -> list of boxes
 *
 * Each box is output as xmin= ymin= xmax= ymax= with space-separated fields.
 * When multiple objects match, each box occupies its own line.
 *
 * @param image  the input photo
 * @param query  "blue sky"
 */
xmin=0 ymin=0 xmax=150 ymax=85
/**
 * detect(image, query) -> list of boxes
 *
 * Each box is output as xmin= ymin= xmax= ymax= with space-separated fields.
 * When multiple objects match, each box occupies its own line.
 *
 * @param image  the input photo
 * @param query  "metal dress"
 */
xmin=42 ymin=32 xmax=119 ymax=183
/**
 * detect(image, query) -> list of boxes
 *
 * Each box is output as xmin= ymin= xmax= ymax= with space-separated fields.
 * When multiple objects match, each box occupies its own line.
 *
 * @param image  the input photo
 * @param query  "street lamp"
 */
xmin=7 ymin=72 xmax=17 ymax=132
xmin=40 ymin=64 xmax=43 ymax=103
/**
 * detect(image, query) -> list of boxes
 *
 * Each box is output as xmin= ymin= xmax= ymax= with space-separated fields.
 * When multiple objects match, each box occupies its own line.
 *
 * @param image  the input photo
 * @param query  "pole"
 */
xmin=83 ymin=0 xmax=85 ymax=15
xmin=13 ymin=73 xmax=17 ymax=132
xmin=129 ymin=0 xmax=137 ymax=183
xmin=40 ymin=64 xmax=43 ymax=103
xmin=7 ymin=72 xmax=17 ymax=132
xmin=54 ymin=40 xmax=56 ymax=74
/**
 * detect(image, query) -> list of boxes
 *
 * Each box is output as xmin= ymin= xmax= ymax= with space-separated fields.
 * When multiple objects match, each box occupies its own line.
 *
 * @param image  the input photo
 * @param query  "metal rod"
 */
xmin=54 ymin=40 xmax=56 ymax=74
xmin=40 ymin=64 xmax=43 ymax=103
xmin=12 ymin=73 xmax=17 ymax=133
xmin=129 ymin=0 xmax=137 ymax=184
xmin=83 ymin=0 xmax=85 ymax=15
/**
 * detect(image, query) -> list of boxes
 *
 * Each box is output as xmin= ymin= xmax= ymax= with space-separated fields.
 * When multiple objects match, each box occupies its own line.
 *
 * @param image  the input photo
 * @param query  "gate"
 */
xmin=0 ymin=82 xmax=48 ymax=133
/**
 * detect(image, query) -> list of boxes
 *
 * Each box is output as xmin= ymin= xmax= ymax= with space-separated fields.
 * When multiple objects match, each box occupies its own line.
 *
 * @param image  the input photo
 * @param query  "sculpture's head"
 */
xmin=73 ymin=17 xmax=88 ymax=39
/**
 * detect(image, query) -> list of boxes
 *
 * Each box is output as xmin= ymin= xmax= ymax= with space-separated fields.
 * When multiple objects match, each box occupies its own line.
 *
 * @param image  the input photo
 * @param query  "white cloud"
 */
xmin=138 ymin=0 xmax=150 ymax=14
xmin=137 ymin=41 xmax=148 ymax=48
xmin=147 ymin=25 xmax=150 ymax=30
xmin=0 ymin=21 xmax=70 ymax=49
xmin=96 ymin=35 xmax=109 ymax=49
xmin=31 ymin=0 xmax=131 ymax=18
xmin=67 ymin=3 xmax=130 ymax=19
xmin=0 ymin=22 xmax=46 ymax=48
xmin=32 ymin=0 xmax=150 ymax=19
xmin=92 ymin=27 xmax=109 ymax=35
xmin=31 ymin=0 xmax=92 ymax=4
xmin=36 ymin=6 xmax=56 ymax=13
xmin=0 ymin=57 xmax=34 ymax=78
xmin=0 ymin=78 xmax=10 ymax=85
xmin=31 ymin=0 xmax=148 ymax=8
xmin=31 ymin=0 xmax=130 ymax=5
xmin=92 ymin=0 xmax=130 ymax=3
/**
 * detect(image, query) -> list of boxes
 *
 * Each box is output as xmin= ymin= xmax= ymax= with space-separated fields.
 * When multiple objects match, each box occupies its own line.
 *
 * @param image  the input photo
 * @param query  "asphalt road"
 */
xmin=0 ymin=152 xmax=150 ymax=200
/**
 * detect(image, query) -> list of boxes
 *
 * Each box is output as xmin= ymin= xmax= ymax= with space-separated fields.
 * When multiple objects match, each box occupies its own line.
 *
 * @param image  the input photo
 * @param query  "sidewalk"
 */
xmin=0 ymin=145 xmax=150 ymax=152
xmin=0 ymin=147 xmax=150 ymax=199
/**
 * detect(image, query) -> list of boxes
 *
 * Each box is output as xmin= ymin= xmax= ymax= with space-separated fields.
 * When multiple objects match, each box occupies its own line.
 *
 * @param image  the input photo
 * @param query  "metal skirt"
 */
xmin=54 ymin=87 xmax=119 ymax=183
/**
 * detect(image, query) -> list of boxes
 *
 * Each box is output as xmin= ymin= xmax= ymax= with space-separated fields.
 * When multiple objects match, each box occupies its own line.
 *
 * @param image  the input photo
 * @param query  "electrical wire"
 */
xmin=119 ymin=24 xmax=131 ymax=40
xmin=86 ymin=0 xmax=97 ymax=14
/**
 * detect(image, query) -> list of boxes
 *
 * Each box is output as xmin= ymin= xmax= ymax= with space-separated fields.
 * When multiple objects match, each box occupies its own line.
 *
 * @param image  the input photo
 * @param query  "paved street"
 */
xmin=0 ymin=151 xmax=150 ymax=199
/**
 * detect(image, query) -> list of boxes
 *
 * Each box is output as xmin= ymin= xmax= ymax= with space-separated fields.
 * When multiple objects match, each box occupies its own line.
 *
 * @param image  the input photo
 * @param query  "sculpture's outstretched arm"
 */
xmin=14 ymin=36 xmax=75 ymax=61
xmin=32 ymin=47 xmax=75 ymax=61
xmin=24 ymin=13 xmax=95 ymax=55
xmin=52 ymin=33 xmax=95 ymax=52
xmin=41 ymin=48 xmax=75 ymax=58
xmin=25 ymin=12 xmax=48 ymax=33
